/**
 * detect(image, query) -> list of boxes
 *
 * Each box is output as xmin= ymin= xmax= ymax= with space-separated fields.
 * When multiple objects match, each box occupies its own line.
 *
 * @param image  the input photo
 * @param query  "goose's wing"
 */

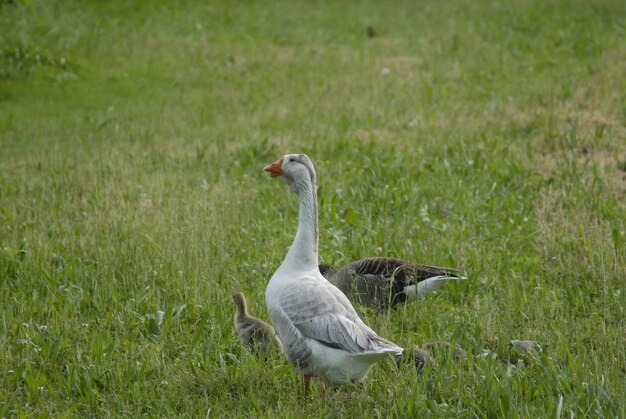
xmin=334 ymin=258 xmax=463 ymax=308
xmin=345 ymin=257 xmax=461 ymax=282
xmin=412 ymin=263 xmax=462 ymax=280
xmin=328 ymin=269 xmax=396 ymax=310
xmin=278 ymin=276 xmax=401 ymax=354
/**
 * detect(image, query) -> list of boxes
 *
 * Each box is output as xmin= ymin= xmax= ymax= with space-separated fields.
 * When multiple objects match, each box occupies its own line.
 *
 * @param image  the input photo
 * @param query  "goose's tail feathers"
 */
xmin=404 ymin=275 xmax=466 ymax=302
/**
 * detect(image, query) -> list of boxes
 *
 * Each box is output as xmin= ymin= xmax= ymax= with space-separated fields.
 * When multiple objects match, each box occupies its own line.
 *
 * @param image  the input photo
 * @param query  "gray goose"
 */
xmin=319 ymin=257 xmax=465 ymax=311
xmin=232 ymin=292 xmax=283 ymax=356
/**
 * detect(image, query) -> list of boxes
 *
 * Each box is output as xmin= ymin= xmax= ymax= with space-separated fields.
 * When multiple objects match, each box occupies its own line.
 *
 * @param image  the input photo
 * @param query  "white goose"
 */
xmin=263 ymin=154 xmax=403 ymax=396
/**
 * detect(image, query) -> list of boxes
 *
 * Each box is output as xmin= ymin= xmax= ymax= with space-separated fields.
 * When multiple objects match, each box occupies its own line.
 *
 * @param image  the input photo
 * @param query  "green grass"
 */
xmin=1 ymin=0 xmax=625 ymax=416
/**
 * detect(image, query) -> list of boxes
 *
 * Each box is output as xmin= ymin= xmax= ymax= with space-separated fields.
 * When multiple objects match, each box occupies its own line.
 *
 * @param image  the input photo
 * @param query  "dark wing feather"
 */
xmin=330 ymin=257 xmax=461 ymax=308
xmin=347 ymin=257 xmax=460 ymax=280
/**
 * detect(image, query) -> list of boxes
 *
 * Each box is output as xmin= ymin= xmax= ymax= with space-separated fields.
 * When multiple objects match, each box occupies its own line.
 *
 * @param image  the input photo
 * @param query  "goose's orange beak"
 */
xmin=264 ymin=156 xmax=284 ymax=177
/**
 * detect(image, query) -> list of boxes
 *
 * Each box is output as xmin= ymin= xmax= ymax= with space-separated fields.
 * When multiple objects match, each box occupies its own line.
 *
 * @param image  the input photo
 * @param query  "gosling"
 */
xmin=232 ymin=292 xmax=283 ymax=356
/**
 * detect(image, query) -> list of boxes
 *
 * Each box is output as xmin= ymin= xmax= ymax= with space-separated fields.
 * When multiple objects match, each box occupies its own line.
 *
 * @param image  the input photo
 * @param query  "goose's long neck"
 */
xmin=233 ymin=294 xmax=248 ymax=319
xmin=282 ymin=175 xmax=318 ymax=272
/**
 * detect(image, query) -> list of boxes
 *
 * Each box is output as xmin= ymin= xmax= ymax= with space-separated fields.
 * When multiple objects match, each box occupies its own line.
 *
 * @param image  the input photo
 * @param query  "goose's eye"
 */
xmin=289 ymin=158 xmax=295 ymax=162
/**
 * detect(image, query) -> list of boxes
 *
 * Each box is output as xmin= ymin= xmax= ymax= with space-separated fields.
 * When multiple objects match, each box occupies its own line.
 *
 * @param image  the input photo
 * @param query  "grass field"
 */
xmin=1 ymin=0 xmax=625 ymax=416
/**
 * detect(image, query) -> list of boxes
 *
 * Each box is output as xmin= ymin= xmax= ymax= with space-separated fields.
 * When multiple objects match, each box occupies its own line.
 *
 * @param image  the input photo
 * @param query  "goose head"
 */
xmin=232 ymin=292 xmax=247 ymax=316
xmin=263 ymin=153 xmax=317 ymax=192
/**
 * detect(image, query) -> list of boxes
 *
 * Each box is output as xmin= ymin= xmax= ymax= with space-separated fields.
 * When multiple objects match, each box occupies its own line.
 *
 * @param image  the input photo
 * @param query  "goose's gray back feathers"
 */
xmin=320 ymin=257 xmax=464 ymax=310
